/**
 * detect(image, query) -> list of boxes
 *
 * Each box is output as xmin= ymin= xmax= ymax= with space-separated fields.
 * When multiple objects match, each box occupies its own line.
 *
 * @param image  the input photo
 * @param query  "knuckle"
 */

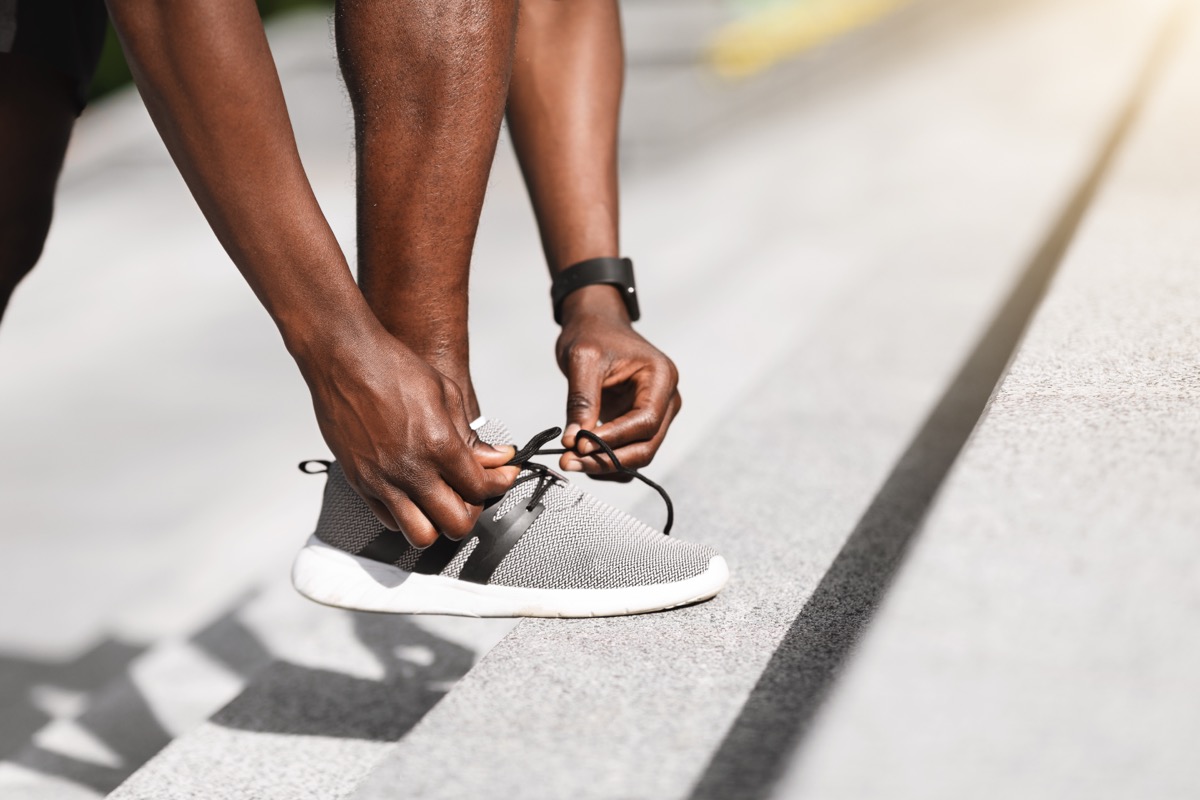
xmin=442 ymin=513 xmax=477 ymax=540
xmin=451 ymin=474 xmax=487 ymax=506
xmin=425 ymin=425 xmax=456 ymax=453
xmin=652 ymin=356 xmax=678 ymax=385
xmin=624 ymin=449 xmax=653 ymax=469
xmin=375 ymin=461 xmax=417 ymax=494
xmin=568 ymin=343 xmax=603 ymax=367
xmin=565 ymin=390 xmax=594 ymax=413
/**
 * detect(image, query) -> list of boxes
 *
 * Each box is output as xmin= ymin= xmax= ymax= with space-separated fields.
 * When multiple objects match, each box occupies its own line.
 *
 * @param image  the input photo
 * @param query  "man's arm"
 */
xmin=105 ymin=0 xmax=516 ymax=545
xmin=506 ymin=0 xmax=682 ymax=476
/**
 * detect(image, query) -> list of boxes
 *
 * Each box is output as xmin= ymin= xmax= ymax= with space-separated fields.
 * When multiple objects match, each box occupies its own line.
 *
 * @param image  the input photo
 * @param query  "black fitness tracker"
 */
xmin=551 ymin=257 xmax=641 ymax=324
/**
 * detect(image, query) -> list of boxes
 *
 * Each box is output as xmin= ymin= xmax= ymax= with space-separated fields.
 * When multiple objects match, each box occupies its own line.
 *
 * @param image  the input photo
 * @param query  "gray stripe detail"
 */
xmin=457 ymin=503 xmax=544 ymax=585
xmin=0 ymin=0 xmax=17 ymax=52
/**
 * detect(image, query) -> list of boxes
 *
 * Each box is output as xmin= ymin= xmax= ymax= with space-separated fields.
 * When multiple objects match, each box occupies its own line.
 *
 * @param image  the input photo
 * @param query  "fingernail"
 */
xmin=563 ymin=461 xmax=582 ymax=472
xmin=563 ymin=424 xmax=580 ymax=444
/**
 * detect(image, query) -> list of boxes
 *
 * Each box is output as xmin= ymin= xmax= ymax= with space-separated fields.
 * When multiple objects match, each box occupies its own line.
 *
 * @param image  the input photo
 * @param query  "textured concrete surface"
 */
xmin=345 ymin=3 xmax=1172 ymax=799
xmin=782 ymin=5 xmax=1200 ymax=799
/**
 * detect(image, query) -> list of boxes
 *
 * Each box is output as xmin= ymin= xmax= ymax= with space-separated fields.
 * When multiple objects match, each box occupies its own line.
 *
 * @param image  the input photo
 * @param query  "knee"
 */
xmin=0 ymin=197 xmax=53 ymax=292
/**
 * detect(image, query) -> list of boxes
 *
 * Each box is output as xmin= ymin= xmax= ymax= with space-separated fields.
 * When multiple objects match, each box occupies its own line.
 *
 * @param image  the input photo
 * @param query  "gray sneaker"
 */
xmin=291 ymin=418 xmax=728 ymax=618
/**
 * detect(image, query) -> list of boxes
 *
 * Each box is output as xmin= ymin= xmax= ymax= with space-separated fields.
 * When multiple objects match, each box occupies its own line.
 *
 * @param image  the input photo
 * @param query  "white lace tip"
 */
xmin=469 ymin=415 xmax=488 ymax=431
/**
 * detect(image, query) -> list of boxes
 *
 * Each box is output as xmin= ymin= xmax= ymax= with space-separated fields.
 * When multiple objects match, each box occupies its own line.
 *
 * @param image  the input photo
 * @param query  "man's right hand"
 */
xmin=296 ymin=322 xmax=519 ymax=549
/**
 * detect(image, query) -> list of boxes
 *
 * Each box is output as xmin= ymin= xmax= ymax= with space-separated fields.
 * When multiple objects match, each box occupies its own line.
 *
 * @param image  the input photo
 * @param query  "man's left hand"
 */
xmin=555 ymin=285 xmax=681 ymax=478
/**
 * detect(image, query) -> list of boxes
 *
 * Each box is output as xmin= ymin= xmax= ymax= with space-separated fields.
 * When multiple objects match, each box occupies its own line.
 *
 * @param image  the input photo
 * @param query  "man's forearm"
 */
xmin=507 ymin=0 xmax=624 ymax=285
xmin=106 ymin=0 xmax=375 ymax=359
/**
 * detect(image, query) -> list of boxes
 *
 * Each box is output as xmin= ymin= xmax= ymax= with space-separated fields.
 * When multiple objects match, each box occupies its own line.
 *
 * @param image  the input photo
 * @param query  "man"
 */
xmin=1 ymin=0 xmax=727 ymax=616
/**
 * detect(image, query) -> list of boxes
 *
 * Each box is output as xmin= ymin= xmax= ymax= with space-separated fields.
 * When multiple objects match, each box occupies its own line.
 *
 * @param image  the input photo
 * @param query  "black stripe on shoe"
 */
xmin=413 ymin=534 xmax=465 ymax=575
xmin=357 ymin=529 xmax=412 ymax=565
xmin=457 ymin=503 xmax=544 ymax=585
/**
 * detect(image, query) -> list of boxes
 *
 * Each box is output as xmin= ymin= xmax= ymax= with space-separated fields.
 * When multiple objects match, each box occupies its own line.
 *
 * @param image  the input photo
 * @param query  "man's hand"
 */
xmin=555 ymin=285 xmax=681 ymax=478
xmin=297 ymin=321 xmax=519 ymax=548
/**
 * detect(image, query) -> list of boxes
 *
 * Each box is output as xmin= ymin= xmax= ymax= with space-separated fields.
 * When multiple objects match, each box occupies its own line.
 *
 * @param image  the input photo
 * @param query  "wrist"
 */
xmin=558 ymin=283 xmax=631 ymax=327
xmin=280 ymin=293 xmax=387 ymax=374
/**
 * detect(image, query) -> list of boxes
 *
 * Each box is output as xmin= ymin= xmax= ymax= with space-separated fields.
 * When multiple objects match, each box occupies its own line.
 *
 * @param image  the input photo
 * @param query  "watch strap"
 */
xmin=551 ymin=257 xmax=641 ymax=324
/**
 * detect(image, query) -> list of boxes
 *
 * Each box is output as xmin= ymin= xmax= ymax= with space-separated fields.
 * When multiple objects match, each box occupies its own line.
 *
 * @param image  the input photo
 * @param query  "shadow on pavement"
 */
xmin=5 ymin=598 xmax=479 ymax=794
xmin=4 ymin=597 xmax=270 ymax=793
xmin=210 ymin=612 xmax=476 ymax=742
xmin=0 ymin=639 xmax=145 ymax=761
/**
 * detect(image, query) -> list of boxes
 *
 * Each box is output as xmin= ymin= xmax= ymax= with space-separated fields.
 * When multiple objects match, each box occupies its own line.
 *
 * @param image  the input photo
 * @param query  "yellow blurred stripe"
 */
xmin=709 ymin=0 xmax=910 ymax=79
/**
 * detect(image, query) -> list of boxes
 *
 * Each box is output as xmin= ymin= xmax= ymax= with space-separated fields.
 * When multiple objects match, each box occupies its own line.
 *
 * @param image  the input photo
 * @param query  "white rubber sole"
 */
xmin=291 ymin=535 xmax=729 ymax=618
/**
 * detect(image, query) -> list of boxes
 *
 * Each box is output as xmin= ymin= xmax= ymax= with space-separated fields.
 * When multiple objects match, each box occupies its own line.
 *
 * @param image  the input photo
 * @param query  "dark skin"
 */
xmin=103 ymin=0 xmax=521 ymax=548
xmin=1 ymin=0 xmax=681 ymax=545
xmin=335 ymin=0 xmax=521 ymax=545
xmin=338 ymin=0 xmax=682 ymax=480
xmin=508 ymin=0 xmax=682 ymax=477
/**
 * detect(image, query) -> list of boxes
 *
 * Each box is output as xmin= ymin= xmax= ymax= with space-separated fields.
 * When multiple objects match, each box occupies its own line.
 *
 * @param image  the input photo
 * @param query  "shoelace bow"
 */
xmin=503 ymin=426 xmax=674 ymax=535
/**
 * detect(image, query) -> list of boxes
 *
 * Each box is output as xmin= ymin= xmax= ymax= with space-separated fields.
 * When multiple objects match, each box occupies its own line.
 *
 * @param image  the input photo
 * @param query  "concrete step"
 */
xmin=779 ymin=3 xmax=1200 ymax=798
xmin=103 ymin=0 xmax=1173 ymax=798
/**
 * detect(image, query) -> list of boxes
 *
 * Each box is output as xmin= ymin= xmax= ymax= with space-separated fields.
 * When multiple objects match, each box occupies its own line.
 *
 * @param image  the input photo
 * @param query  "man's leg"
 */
xmin=335 ymin=0 xmax=519 ymax=419
xmin=0 ymin=54 xmax=77 ymax=323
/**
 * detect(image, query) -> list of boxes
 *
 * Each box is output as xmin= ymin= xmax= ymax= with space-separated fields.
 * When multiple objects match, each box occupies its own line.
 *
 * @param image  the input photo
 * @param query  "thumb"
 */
xmin=563 ymin=354 xmax=603 ymax=451
xmin=474 ymin=441 xmax=521 ymax=496
xmin=473 ymin=441 xmax=517 ymax=469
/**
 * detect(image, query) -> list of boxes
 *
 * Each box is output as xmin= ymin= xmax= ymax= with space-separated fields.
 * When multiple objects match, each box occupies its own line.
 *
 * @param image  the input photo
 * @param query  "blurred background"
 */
xmin=2 ymin=0 xmax=1193 ymax=797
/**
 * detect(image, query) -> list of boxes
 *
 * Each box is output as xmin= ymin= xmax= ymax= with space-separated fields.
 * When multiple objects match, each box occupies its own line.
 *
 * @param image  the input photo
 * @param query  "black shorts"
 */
xmin=0 ymin=0 xmax=109 ymax=112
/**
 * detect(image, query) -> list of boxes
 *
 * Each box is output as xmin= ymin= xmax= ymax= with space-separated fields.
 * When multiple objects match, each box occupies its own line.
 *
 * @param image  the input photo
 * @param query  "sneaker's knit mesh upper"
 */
xmin=487 ymin=480 xmax=712 ymax=590
xmin=310 ymin=418 xmax=715 ymax=589
xmin=314 ymin=462 xmax=382 ymax=555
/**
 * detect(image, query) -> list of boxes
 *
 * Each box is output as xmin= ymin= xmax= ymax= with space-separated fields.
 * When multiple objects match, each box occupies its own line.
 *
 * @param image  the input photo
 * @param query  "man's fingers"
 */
xmin=589 ymin=365 xmax=676 ymax=451
xmin=561 ymin=390 xmax=680 ymax=474
xmin=482 ymin=465 xmax=521 ymax=496
xmin=563 ymin=349 xmax=605 ymax=450
xmin=436 ymin=378 xmax=518 ymax=496
xmin=362 ymin=494 xmax=401 ymax=531
xmin=408 ymin=482 xmax=483 ymax=541
xmin=473 ymin=443 xmax=521 ymax=497
xmin=438 ymin=438 xmax=519 ymax=504
xmin=375 ymin=490 xmax=439 ymax=549
xmin=474 ymin=441 xmax=517 ymax=468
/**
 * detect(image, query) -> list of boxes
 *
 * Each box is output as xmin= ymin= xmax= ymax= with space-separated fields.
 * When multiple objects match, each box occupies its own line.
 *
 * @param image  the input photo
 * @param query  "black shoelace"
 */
xmin=503 ymin=426 xmax=675 ymax=535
